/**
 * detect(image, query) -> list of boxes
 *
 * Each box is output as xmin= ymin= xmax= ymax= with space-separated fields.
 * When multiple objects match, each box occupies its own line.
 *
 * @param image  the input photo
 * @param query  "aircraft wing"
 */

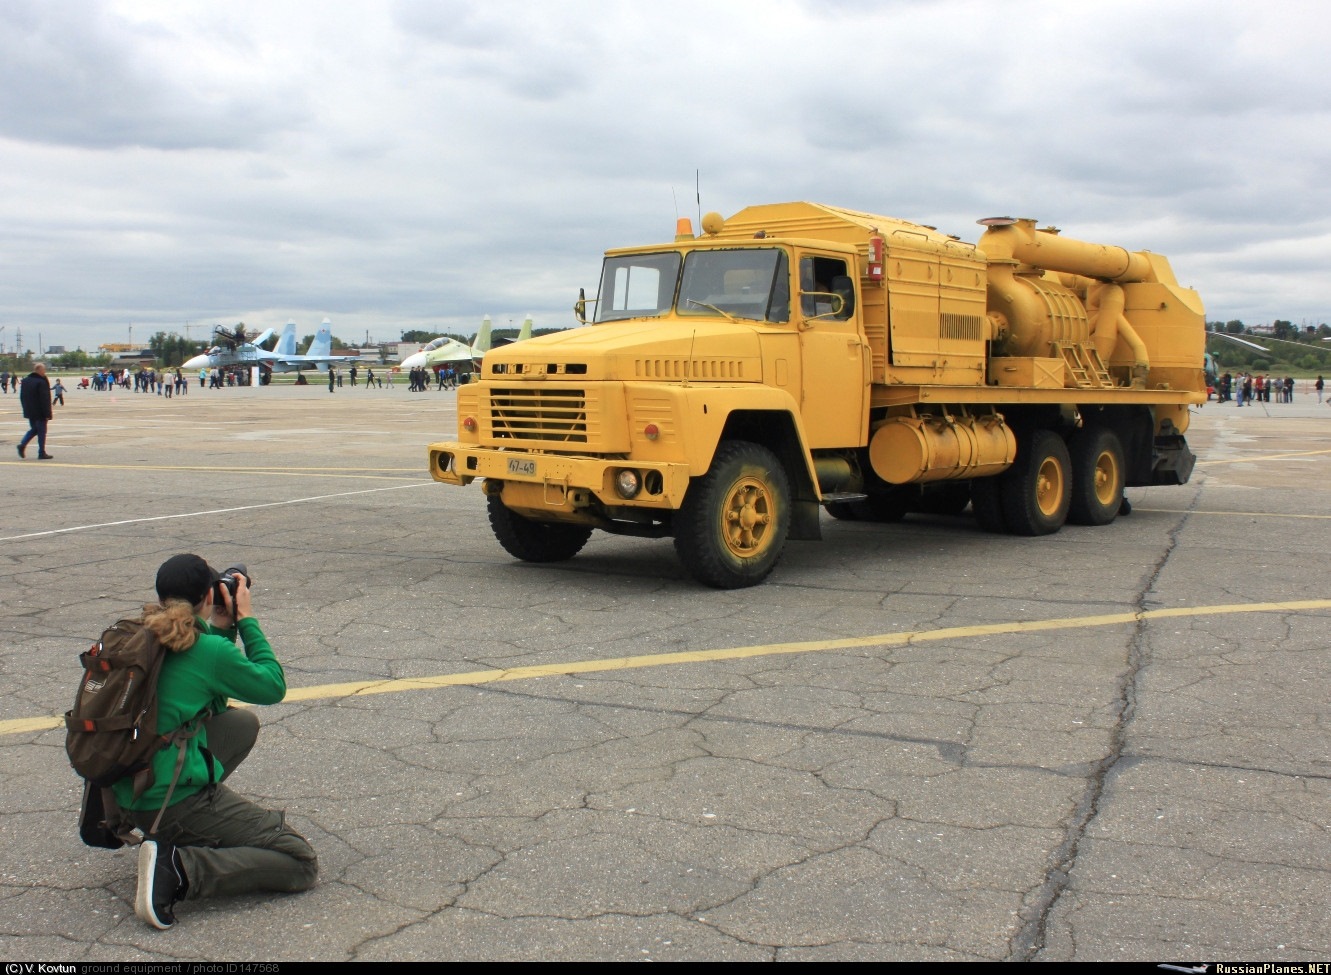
xmin=1207 ymin=332 xmax=1271 ymax=353
xmin=271 ymin=353 xmax=361 ymax=369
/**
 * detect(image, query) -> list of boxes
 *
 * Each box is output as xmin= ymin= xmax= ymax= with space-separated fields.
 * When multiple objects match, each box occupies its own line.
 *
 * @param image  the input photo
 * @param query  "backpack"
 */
xmin=65 ymin=616 xmax=208 ymax=847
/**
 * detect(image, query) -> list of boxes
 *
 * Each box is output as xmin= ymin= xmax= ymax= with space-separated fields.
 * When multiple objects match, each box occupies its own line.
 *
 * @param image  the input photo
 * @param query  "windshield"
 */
xmin=678 ymin=248 xmax=789 ymax=323
xmin=595 ymin=252 xmax=683 ymax=322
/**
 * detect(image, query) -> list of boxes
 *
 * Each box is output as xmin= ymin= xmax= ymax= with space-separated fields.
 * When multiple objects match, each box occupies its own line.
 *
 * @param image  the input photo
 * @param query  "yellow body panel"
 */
xmin=430 ymin=202 xmax=1206 ymax=519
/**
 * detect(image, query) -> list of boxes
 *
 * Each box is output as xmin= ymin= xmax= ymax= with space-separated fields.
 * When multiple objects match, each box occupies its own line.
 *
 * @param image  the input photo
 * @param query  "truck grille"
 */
xmin=488 ymin=387 xmax=588 ymax=443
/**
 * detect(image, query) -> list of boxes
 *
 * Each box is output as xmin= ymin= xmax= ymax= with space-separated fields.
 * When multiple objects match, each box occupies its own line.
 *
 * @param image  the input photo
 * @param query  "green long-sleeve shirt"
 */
xmin=112 ymin=616 xmax=286 ymax=811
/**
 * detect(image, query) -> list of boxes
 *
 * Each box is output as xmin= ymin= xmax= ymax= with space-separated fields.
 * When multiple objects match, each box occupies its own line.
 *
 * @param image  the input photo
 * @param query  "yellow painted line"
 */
xmin=6 ymin=598 xmax=1330 ymax=738
xmin=1197 ymin=448 xmax=1331 ymax=466
xmin=1135 ymin=508 xmax=1331 ymax=520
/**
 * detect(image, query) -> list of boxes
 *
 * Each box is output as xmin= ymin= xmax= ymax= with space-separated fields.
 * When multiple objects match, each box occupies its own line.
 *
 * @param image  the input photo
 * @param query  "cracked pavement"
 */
xmin=2 ymin=385 xmax=1329 ymax=961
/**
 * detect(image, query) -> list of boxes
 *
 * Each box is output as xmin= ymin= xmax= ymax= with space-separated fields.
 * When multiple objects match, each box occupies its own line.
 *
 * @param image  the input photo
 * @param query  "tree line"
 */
xmin=1207 ymin=320 xmax=1331 ymax=373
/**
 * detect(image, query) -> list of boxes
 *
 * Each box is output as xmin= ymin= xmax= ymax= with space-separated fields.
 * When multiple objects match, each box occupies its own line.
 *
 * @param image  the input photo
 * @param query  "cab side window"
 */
xmin=799 ymin=256 xmax=853 ymax=320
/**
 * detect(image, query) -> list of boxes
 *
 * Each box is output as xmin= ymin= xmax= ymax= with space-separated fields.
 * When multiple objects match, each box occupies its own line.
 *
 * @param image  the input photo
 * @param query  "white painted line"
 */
xmin=0 ymin=482 xmax=433 ymax=541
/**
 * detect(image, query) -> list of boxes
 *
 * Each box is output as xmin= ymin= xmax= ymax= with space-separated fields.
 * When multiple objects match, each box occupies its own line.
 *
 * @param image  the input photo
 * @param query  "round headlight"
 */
xmin=615 ymin=468 xmax=642 ymax=499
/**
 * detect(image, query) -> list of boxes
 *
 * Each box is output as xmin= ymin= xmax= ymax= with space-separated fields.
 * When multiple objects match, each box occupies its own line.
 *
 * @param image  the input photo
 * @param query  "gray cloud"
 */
xmin=0 ymin=0 xmax=308 ymax=150
xmin=1 ymin=0 xmax=1328 ymax=353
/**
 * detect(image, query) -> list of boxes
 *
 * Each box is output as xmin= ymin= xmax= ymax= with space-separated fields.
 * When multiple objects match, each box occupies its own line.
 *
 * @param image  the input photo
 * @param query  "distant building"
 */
xmin=106 ymin=350 xmax=157 ymax=370
xmin=46 ymin=345 xmax=67 ymax=355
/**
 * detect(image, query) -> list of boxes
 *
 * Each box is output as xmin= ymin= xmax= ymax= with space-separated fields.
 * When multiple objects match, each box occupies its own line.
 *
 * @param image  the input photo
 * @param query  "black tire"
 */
xmin=488 ymin=494 xmax=593 ymax=563
xmin=1068 ymin=427 xmax=1125 ymax=526
xmin=823 ymin=495 xmax=907 ymax=522
xmin=1000 ymin=429 xmax=1071 ymax=536
xmin=825 ymin=501 xmax=862 ymax=521
xmin=970 ymin=476 xmax=1007 ymax=533
xmin=674 ymin=441 xmax=791 ymax=589
xmin=914 ymin=482 xmax=971 ymax=516
xmin=851 ymin=494 xmax=909 ymax=522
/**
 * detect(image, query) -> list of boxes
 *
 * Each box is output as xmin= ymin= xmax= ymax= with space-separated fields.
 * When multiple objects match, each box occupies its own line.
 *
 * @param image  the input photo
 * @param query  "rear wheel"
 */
xmin=488 ymin=494 xmax=593 ymax=563
xmin=675 ymin=441 xmax=790 ymax=589
xmin=1068 ymin=427 xmax=1125 ymax=526
xmin=1000 ymin=429 xmax=1071 ymax=536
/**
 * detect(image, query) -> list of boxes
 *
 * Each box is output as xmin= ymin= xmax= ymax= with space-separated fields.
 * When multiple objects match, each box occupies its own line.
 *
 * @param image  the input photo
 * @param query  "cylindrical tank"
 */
xmin=869 ymin=414 xmax=1017 ymax=484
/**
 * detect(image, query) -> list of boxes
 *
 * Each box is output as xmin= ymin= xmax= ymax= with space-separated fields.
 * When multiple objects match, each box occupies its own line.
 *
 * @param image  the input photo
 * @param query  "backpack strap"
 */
xmin=146 ymin=711 xmax=213 ymax=837
xmin=101 ymin=788 xmax=141 ymax=847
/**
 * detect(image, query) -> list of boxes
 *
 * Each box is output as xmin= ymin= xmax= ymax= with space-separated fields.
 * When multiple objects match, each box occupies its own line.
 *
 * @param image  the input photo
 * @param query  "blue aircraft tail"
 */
xmin=276 ymin=321 xmax=298 ymax=356
xmin=307 ymin=319 xmax=334 ymax=358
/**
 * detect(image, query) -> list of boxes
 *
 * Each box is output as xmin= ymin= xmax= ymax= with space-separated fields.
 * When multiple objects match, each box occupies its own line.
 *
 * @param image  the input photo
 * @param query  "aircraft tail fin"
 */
xmin=472 ymin=315 xmax=493 ymax=355
xmin=307 ymin=318 xmax=333 ymax=358
xmin=518 ymin=315 xmax=533 ymax=342
xmin=276 ymin=321 xmax=298 ymax=356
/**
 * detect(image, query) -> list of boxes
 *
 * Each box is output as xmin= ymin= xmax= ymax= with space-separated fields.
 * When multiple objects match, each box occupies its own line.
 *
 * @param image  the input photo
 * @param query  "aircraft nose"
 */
xmin=183 ymin=354 xmax=207 ymax=369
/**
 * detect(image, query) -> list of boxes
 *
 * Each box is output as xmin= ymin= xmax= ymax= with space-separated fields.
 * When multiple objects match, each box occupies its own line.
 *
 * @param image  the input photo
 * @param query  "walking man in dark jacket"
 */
xmin=17 ymin=363 xmax=54 ymax=459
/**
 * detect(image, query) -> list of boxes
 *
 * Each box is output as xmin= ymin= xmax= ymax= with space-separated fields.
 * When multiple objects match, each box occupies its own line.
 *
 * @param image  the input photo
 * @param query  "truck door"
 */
xmin=796 ymin=252 xmax=869 ymax=449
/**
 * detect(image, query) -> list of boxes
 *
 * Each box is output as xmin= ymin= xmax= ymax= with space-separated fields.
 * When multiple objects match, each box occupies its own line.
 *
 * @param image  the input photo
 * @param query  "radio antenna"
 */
xmin=695 ymin=169 xmax=702 ymax=229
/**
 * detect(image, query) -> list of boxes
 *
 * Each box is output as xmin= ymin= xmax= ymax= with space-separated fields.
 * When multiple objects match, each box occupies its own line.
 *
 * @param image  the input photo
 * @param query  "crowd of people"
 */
xmin=1214 ymin=372 xmax=1308 ymax=405
xmin=406 ymin=364 xmax=459 ymax=391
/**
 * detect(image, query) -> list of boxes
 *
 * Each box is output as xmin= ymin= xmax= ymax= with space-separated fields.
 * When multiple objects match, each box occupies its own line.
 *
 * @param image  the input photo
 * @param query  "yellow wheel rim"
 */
xmin=1093 ymin=450 xmax=1120 ymax=507
xmin=721 ymin=475 xmax=775 ymax=559
xmin=1036 ymin=456 xmax=1064 ymax=518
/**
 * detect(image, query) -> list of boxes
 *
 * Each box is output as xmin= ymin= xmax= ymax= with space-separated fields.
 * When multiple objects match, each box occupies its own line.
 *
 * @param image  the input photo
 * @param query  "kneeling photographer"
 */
xmin=122 ymin=553 xmax=318 ymax=930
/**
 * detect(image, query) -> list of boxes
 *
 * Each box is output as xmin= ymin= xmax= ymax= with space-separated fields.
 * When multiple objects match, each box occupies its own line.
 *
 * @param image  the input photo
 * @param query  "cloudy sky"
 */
xmin=2 ymin=0 xmax=1328 ymax=353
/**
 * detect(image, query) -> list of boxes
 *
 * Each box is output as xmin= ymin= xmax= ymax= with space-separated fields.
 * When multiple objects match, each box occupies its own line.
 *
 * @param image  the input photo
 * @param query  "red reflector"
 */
xmin=644 ymin=423 xmax=659 ymax=441
xmin=462 ymin=416 xmax=477 ymax=432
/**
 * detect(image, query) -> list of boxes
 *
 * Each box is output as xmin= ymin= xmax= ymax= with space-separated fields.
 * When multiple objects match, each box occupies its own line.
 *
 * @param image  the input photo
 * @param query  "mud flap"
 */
xmin=1151 ymin=434 xmax=1196 ymax=485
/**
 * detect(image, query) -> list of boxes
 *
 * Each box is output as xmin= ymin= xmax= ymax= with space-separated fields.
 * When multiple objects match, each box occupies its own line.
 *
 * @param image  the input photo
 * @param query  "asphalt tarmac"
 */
xmin=2 ymin=379 xmax=1329 ymax=961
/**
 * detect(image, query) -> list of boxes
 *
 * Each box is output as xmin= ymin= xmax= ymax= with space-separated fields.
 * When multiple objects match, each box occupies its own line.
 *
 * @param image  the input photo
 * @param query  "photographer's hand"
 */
xmin=209 ymin=585 xmax=235 ymax=630
xmin=231 ymin=574 xmax=253 ymax=621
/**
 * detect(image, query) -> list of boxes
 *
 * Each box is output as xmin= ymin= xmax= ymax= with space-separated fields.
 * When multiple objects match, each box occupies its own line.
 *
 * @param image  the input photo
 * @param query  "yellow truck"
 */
xmin=429 ymin=202 xmax=1205 ymax=588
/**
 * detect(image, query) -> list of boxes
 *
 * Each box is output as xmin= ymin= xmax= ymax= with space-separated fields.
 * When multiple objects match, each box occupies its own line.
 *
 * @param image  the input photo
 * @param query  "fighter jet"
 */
xmin=184 ymin=319 xmax=360 ymax=375
xmin=399 ymin=314 xmax=532 ymax=371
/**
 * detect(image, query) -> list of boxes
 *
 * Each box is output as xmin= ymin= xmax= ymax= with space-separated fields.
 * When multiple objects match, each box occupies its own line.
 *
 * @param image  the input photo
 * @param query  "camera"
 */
xmin=215 ymin=565 xmax=251 ymax=603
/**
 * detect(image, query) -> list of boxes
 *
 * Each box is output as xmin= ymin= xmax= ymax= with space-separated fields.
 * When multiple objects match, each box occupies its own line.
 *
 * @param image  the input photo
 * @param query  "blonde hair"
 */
xmin=142 ymin=599 xmax=200 ymax=652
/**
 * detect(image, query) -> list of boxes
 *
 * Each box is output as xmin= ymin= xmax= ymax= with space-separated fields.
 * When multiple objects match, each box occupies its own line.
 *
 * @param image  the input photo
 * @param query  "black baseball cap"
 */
xmin=155 ymin=553 xmax=220 ymax=605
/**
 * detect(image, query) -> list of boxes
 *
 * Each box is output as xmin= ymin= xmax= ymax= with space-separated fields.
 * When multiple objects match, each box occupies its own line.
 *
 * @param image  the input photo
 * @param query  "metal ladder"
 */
xmin=1056 ymin=341 xmax=1114 ymax=388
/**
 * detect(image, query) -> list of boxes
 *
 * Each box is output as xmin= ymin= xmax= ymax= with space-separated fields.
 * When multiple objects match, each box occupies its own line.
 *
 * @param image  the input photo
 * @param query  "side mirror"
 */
xmin=574 ymin=287 xmax=597 ymax=325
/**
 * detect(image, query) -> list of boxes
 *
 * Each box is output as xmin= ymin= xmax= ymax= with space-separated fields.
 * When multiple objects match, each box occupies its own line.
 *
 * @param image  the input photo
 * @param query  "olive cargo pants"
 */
xmin=130 ymin=708 xmax=318 ymax=899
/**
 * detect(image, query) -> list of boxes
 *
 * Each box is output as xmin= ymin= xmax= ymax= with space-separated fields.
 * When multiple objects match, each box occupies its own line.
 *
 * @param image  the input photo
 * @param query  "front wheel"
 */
xmin=674 ymin=441 xmax=791 ymax=589
xmin=488 ymin=494 xmax=593 ymax=563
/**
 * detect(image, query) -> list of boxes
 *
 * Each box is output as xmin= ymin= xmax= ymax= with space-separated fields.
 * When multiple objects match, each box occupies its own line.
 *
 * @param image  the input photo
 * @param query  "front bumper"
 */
xmin=428 ymin=441 xmax=693 ymax=514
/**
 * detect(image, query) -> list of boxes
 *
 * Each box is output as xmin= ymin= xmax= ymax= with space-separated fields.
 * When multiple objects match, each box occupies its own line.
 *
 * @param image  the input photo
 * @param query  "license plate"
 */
xmin=507 ymin=457 xmax=537 ymax=477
